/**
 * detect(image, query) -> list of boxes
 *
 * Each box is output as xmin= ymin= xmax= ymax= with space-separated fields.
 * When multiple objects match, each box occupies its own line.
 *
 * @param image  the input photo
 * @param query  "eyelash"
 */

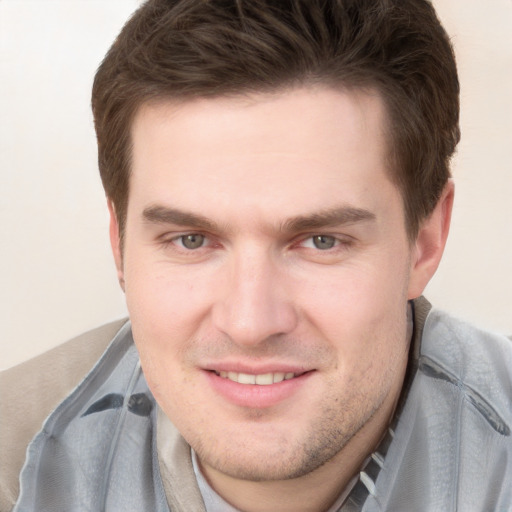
xmin=161 ymin=233 xmax=213 ymax=251
xmin=299 ymin=234 xmax=342 ymax=250
xmin=161 ymin=232 xmax=352 ymax=254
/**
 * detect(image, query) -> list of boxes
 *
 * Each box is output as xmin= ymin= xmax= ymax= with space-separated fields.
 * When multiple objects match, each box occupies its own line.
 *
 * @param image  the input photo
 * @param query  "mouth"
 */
xmin=205 ymin=368 xmax=313 ymax=408
xmin=213 ymin=370 xmax=302 ymax=385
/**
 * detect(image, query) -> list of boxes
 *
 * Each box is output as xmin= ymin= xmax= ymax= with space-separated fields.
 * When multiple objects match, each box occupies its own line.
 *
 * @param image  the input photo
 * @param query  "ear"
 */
xmin=407 ymin=180 xmax=454 ymax=299
xmin=108 ymin=200 xmax=125 ymax=292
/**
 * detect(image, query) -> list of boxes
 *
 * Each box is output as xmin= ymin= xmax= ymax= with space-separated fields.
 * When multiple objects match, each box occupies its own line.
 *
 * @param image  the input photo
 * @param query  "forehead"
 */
xmin=128 ymin=86 xmax=399 ymax=226
xmin=132 ymin=86 xmax=388 ymax=157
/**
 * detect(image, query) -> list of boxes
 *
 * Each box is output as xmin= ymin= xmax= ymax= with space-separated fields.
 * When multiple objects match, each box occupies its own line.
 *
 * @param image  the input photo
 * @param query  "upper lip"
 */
xmin=203 ymin=361 xmax=312 ymax=375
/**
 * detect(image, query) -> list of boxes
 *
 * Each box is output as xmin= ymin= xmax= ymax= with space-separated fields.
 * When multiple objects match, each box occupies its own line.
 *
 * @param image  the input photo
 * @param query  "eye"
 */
xmin=311 ymin=235 xmax=337 ymax=250
xmin=178 ymin=234 xmax=206 ymax=250
xmin=301 ymin=234 xmax=339 ymax=250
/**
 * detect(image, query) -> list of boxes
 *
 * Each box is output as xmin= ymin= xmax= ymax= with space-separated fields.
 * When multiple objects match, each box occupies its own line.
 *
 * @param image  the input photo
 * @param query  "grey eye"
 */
xmin=181 ymin=234 xmax=205 ymax=249
xmin=312 ymin=235 xmax=336 ymax=250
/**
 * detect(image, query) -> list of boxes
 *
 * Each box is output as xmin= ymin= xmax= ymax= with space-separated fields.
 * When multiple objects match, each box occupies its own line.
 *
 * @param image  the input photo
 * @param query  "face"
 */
xmin=113 ymin=87 xmax=441 ymax=483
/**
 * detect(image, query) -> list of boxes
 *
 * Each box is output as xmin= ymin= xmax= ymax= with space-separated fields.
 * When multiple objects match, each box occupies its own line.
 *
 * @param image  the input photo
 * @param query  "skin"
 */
xmin=109 ymin=86 xmax=453 ymax=512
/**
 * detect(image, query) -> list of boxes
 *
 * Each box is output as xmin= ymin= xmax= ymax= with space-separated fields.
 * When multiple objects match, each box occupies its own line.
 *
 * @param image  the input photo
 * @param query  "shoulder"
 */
xmin=419 ymin=309 xmax=512 ymax=437
xmin=421 ymin=308 xmax=512 ymax=429
xmin=0 ymin=319 xmax=128 ymax=511
xmin=374 ymin=309 xmax=512 ymax=509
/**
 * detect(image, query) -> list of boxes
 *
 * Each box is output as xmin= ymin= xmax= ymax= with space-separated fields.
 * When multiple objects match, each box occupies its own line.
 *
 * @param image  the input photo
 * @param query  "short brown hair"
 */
xmin=92 ymin=0 xmax=460 ymax=239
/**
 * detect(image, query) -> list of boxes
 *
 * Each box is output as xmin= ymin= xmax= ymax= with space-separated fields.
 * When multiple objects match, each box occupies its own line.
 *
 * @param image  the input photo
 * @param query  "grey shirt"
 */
xmin=8 ymin=299 xmax=512 ymax=511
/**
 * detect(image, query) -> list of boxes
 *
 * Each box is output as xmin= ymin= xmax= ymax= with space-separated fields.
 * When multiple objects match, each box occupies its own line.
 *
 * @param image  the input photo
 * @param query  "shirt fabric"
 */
xmin=10 ymin=298 xmax=512 ymax=511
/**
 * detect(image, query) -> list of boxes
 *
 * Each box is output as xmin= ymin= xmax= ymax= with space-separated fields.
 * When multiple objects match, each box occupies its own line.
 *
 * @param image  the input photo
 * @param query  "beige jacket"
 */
xmin=0 ymin=319 xmax=127 ymax=511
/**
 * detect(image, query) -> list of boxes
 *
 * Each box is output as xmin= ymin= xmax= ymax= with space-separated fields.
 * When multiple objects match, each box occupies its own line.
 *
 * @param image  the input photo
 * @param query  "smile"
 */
xmin=206 ymin=368 xmax=313 ymax=408
xmin=214 ymin=371 xmax=298 ymax=385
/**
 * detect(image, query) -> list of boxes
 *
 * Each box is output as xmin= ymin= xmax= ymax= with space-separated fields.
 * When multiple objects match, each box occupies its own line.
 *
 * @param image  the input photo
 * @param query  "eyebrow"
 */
xmin=143 ymin=205 xmax=218 ymax=231
xmin=280 ymin=206 xmax=376 ymax=233
xmin=142 ymin=204 xmax=376 ymax=234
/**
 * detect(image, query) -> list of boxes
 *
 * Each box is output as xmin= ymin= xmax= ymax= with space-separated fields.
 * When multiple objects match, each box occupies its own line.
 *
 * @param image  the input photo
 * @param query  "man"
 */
xmin=1 ymin=0 xmax=511 ymax=510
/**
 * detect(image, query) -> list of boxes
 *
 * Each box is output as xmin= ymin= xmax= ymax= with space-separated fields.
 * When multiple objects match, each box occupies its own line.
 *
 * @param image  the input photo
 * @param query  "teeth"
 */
xmin=216 ymin=371 xmax=297 ymax=385
xmin=272 ymin=372 xmax=285 ymax=384
xmin=256 ymin=373 xmax=274 ymax=385
xmin=238 ymin=373 xmax=256 ymax=384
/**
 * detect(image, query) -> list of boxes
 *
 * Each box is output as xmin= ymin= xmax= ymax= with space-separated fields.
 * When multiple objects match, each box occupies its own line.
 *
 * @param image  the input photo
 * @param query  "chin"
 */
xmin=191 ymin=421 xmax=353 ymax=483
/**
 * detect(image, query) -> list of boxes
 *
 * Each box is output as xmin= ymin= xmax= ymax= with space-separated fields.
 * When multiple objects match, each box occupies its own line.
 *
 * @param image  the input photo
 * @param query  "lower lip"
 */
xmin=204 ymin=371 xmax=313 ymax=409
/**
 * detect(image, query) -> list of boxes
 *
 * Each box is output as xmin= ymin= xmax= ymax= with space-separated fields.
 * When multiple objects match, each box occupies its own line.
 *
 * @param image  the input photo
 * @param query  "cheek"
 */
xmin=122 ymin=258 xmax=214 ymax=393
xmin=124 ymin=254 xmax=214 ymax=336
xmin=298 ymin=255 xmax=410 ymax=359
xmin=303 ymin=262 xmax=408 ymax=321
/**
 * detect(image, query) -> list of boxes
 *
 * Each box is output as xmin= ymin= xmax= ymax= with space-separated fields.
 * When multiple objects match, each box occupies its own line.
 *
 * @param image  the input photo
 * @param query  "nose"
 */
xmin=211 ymin=247 xmax=298 ymax=346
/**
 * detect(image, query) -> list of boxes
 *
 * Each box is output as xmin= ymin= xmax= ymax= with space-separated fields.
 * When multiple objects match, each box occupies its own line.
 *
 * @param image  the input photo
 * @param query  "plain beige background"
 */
xmin=1 ymin=0 xmax=511 ymax=370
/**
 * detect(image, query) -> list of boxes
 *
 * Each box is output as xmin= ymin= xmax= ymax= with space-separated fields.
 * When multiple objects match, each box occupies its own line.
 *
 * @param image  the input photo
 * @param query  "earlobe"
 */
xmin=108 ymin=200 xmax=125 ymax=292
xmin=408 ymin=180 xmax=454 ymax=299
